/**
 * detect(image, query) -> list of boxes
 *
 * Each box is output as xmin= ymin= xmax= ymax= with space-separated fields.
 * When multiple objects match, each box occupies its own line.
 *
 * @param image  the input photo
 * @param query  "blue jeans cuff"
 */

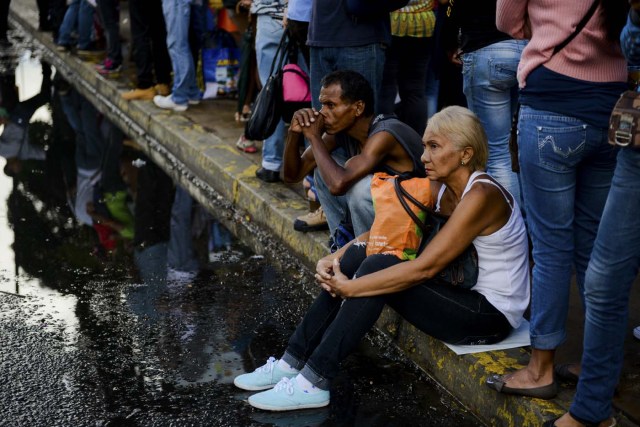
xmin=282 ymin=351 xmax=306 ymax=371
xmin=300 ymin=363 xmax=330 ymax=391
xmin=530 ymin=330 xmax=566 ymax=350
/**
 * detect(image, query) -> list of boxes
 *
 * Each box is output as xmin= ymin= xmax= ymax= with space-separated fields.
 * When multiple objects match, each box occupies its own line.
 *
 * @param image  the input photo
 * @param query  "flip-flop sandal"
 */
xmin=307 ymin=185 xmax=319 ymax=203
xmin=485 ymin=374 xmax=558 ymax=400
xmin=303 ymin=175 xmax=314 ymax=190
xmin=303 ymin=175 xmax=319 ymax=202
xmin=236 ymin=135 xmax=258 ymax=153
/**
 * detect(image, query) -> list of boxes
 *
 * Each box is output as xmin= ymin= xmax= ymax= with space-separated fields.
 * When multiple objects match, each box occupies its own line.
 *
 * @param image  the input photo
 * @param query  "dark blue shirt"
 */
xmin=520 ymin=66 xmax=627 ymax=128
xmin=308 ymin=0 xmax=391 ymax=48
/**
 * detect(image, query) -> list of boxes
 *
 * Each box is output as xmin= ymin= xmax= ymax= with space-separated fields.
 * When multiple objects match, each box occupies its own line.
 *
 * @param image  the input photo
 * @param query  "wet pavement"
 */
xmin=0 ymin=40 xmax=482 ymax=426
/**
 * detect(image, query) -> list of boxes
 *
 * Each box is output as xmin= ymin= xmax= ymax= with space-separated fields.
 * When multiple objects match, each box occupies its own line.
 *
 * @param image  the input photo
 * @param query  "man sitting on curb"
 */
xmin=283 ymin=70 xmax=425 ymax=246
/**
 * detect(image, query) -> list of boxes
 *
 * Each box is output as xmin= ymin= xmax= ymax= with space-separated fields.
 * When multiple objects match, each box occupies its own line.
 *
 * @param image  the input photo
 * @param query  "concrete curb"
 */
xmin=8 ymin=3 xmax=636 ymax=426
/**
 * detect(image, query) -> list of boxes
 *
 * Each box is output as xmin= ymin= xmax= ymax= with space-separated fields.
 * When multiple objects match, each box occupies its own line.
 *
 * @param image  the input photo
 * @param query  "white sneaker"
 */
xmin=233 ymin=357 xmax=297 ymax=391
xmin=248 ymin=377 xmax=330 ymax=411
xmin=634 ymin=326 xmax=640 ymax=341
xmin=153 ymin=94 xmax=187 ymax=112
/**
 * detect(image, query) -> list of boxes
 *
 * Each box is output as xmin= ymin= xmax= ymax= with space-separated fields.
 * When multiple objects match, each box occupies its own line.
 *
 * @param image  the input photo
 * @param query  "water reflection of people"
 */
xmin=234 ymin=106 xmax=530 ymax=411
xmin=0 ymin=62 xmax=51 ymax=176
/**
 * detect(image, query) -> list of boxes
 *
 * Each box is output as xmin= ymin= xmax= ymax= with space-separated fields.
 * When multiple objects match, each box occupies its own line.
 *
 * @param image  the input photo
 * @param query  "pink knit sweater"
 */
xmin=496 ymin=0 xmax=627 ymax=88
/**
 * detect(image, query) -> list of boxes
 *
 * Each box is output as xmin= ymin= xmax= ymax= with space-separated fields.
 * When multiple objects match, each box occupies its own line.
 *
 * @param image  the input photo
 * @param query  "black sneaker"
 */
xmin=255 ymin=167 xmax=280 ymax=183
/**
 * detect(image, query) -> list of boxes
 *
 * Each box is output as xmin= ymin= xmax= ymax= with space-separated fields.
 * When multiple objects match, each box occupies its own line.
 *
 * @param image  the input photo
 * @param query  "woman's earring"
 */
xmin=461 ymin=160 xmax=465 ymax=166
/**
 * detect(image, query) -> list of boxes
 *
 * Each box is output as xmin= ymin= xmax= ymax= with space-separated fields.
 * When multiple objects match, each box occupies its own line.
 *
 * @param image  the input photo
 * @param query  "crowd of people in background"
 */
xmin=1 ymin=0 xmax=640 ymax=426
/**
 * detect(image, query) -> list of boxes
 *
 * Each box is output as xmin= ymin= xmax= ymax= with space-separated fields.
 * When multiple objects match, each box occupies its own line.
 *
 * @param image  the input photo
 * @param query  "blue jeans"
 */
xmin=162 ymin=0 xmax=200 ymax=105
xmin=313 ymin=149 xmax=374 ymax=238
xmin=518 ymin=105 xmax=617 ymax=350
xmin=309 ymin=44 xmax=385 ymax=112
xmin=281 ymin=244 xmax=511 ymax=389
xmin=462 ymin=39 xmax=526 ymax=204
xmin=168 ymin=186 xmax=199 ymax=273
xmin=569 ymin=147 xmax=640 ymax=424
xmin=255 ymin=14 xmax=287 ymax=171
xmin=57 ymin=0 xmax=94 ymax=49
xmin=131 ymin=242 xmax=168 ymax=323
xmin=59 ymin=88 xmax=104 ymax=170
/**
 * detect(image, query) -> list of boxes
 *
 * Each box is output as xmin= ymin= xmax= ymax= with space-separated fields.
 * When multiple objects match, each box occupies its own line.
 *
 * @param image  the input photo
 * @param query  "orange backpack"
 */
xmin=366 ymin=172 xmax=432 ymax=260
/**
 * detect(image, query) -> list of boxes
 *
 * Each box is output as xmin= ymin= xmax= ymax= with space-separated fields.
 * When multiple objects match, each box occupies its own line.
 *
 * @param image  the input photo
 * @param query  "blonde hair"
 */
xmin=425 ymin=106 xmax=488 ymax=171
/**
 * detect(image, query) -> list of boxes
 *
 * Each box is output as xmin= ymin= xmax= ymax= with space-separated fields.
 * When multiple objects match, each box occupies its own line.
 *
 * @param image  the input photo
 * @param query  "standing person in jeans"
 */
xmin=234 ymin=106 xmax=530 ymax=412
xmin=543 ymin=4 xmax=640 ymax=426
xmin=55 ymin=0 xmax=95 ymax=53
xmin=59 ymin=87 xmax=106 ymax=226
xmin=308 ymin=0 xmax=389 ymax=113
xmin=154 ymin=0 xmax=202 ymax=112
xmin=250 ymin=0 xmax=288 ymax=183
xmin=167 ymin=185 xmax=200 ymax=282
xmin=486 ymin=0 xmax=628 ymax=400
xmin=444 ymin=0 xmax=526 ymax=205
xmin=95 ymin=0 xmax=123 ymax=75
xmin=122 ymin=0 xmax=172 ymax=101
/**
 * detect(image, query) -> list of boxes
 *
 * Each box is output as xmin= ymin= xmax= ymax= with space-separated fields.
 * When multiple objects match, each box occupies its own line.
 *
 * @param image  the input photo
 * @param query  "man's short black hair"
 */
xmin=320 ymin=70 xmax=374 ymax=116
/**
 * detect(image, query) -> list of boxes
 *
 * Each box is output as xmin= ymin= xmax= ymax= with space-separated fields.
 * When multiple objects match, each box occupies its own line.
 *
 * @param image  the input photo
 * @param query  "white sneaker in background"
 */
xmin=153 ymin=94 xmax=187 ymax=112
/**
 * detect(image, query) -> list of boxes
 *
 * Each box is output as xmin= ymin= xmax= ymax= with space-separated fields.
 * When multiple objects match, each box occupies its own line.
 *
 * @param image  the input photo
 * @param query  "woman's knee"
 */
xmin=355 ymin=254 xmax=404 ymax=277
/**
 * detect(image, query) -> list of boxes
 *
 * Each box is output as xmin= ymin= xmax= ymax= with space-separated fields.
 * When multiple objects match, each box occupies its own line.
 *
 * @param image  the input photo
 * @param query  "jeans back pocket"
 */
xmin=489 ymin=58 xmax=519 ymax=90
xmin=536 ymin=124 xmax=587 ymax=172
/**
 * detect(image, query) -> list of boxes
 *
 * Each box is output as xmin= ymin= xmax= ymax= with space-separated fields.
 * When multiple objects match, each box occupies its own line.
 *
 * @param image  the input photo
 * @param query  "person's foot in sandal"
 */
xmin=486 ymin=366 xmax=558 ymax=400
xmin=543 ymin=412 xmax=616 ymax=427
xmin=236 ymin=134 xmax=258 ymax=153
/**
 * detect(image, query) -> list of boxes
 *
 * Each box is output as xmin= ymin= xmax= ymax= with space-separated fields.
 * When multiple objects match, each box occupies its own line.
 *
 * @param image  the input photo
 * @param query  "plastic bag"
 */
xmin=202 ymin=29 xmax=240 ymax=98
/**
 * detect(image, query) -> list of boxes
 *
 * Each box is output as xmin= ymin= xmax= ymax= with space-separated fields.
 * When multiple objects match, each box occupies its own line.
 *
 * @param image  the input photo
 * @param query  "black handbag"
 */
xmin=394 ymin=176 xmax=479 ymax=289
xmin=244 ymin=31 xmax=289 ymax=141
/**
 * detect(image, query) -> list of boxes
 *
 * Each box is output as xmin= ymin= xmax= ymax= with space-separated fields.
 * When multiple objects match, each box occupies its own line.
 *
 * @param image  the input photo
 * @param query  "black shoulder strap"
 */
xmin=393 ymin=175 xmax=442 ymax=236
xmin=553 ymin=0 xmax=600 ymax=55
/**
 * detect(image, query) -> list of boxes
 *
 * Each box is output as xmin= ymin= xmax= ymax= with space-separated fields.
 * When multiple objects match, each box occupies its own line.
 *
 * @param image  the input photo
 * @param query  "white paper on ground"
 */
xmin=444 ymin=319 xmax=530 ymax=355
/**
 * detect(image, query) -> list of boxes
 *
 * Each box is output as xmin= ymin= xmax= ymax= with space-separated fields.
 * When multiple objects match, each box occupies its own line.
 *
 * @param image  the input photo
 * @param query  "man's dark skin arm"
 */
xmin=282 ymin=125 xmax=320 ymax=183
xmin=294 ymin=108 xmax=403 ymax=196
